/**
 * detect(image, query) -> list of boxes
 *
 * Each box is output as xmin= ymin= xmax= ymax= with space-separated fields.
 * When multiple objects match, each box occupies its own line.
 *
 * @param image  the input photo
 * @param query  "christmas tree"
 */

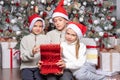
xmin=0 ymin=0 xmax=117 ymax=49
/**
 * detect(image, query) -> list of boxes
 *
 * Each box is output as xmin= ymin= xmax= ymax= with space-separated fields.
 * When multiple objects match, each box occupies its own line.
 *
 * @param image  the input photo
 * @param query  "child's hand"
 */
xmin=56 ymin=59 xmax=66 ymax=68
xmin=32 ymin=45 xmax=40 ymax=54
xmin=38 ymin=60 xmax=43 ymax=69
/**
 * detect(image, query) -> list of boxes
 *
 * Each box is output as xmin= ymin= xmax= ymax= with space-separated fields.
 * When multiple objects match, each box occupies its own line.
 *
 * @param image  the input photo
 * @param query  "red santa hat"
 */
xmin=52 ymin=0 xmax=69 ymax=20
xmin=28 ymin=14 xmax=45 ymax=31
xmin=67 ymin=21 xmax=87 ymax=39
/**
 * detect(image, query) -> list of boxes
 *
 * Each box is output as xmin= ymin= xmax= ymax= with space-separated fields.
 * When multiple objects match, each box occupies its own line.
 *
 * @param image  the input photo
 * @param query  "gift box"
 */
xmin=1 ymin=42 xmax=20 ymax=69
xmin=108 ymin=37 xmax=120 ymax=48
xmin=81 ymin=38 xmax=99 ymax=65
xmin=0 ymin=43 xmax=2 ymax=67
xmin=40 ymin=44 xmax=62 ymax=74
xmin=86 ymin=49 xmax=98 ymax=65
xmin=80 ymin=38 xmax=97 ymax=46
xmin=100 ymin=51 xmax=120 ymax=72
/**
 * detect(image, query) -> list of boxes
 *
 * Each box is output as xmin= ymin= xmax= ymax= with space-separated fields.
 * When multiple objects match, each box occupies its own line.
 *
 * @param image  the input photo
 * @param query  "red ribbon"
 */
xmin=13 ymin=50 xmax=20 ymax=60
xmin=86 ymin=45 xmax=99 ymax=49
xmin=10 ymin=48 xmax=13 ymax=69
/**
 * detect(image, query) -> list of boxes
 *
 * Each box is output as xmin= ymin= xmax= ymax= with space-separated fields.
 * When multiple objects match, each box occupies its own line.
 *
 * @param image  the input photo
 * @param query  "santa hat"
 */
xmin=28 ymin=14 xmax=45 ymax=31
xmin=67 ymin=21 xmax=87 ymax=39
xmin=52 ymin=0 xmax=69 ymax=20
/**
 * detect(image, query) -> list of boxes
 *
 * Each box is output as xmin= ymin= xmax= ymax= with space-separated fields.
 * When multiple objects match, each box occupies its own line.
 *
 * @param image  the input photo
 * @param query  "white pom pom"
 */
xmin=0 ymin=1 xmax=4 ymax=5
xmin=12 ymin=37 xmax=16 ymax=40
xmin=11 ymin=18 xmax=17 ymax=24
xmin=41 ymin=0 xmax=46 ymax=4
xmin=67 ymin=2 xmax=71 ymax=6
xmin=104 ymin=26 xmax=108 ymax=30
xmin=83 ymin=1 xmax=87 ymax=6
xmin=11 ymin=1 xmax=15 ymax=4
xmin=40 ymin=11 xmax=43 ymax=16
xmin=16 ymin=31 xmax=21 ymax=35
xmin=18 ymin=17 xmax=22 ymax=20
xmin=64 ymin=0 xmax=68 ymax=5
xmin=111 ymin=17 xmax=115 ymax=22
xmin=94 ymin=1 xmax=97 ymax=5
xmin=31 ymin=1 xmax=35 ymax=5
xmin=93 ymin=20 xmax=99 ymax=25
xmin=49 ymin=19 xmax=53 ymax=23
xmin=99 ymin=32 xmax=104 ymax=37
xmin=95 ymin=38 xmax=99 ymax=41
xmin=79 ymin=17 xmax=84 ymax=22
xmin=72 ymin=10 xmax=77 ymax=14
xmin=101 ymin=17 xmax=105 ymax=21
xmin=102 ymin=8 xmax=107 ymax=12
xmin=30 ymin=6 xmax=34 ymax=9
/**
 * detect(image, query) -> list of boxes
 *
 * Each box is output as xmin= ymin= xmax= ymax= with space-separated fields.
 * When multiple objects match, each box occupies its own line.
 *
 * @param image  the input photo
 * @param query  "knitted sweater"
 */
xmin=20 ymin=33 xmax=49 ymax=69
xmin=46 ymin=29 xmax=66 ymax=44
xmin=61 ymin=41 xmax=87 ymax=74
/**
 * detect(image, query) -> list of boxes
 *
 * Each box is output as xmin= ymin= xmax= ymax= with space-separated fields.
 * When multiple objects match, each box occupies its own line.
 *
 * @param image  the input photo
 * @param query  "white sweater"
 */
xmin=61 ymin=41 xmax=87 ymax=74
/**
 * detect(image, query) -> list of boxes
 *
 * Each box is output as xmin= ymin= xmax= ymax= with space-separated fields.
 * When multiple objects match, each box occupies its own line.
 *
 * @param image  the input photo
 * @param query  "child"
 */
xmin=46 ymin=0 xmax=69 ymax=43
xmin=44 ymin=0 xmax=73 ymax=80
xmin=61 ymin=21 xmax=107 ymax=80
xmin=20 ymin=14 xmax=49 ymax=80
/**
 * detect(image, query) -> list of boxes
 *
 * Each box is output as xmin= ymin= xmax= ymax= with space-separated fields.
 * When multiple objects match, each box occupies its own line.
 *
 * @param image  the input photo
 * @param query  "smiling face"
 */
xmin=65 ymin=28 xmax=78 ymax=44
xmin=53 ymin=16 xmax=68 ymax=31
xmin=31 ymin=20 xmax=43 ymax=35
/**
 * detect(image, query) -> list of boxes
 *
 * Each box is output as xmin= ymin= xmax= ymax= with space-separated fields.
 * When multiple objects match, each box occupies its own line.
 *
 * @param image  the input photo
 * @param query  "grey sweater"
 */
xmin=20 ymin=33 xmax=49 ymax=69
xmin=46 ymin=29 xmax=66 ymax=44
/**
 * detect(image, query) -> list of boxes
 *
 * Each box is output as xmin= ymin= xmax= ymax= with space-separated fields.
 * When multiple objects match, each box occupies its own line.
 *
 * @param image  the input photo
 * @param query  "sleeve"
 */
xmin=20 ymin=36 xmax=34 ymax=62
xmin=65 ymin=43 xmax=87 ymax=70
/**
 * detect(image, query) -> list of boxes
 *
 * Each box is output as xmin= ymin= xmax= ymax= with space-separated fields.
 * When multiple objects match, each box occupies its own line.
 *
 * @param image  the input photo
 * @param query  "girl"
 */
xmin=61 ymin=21 xmax=107 ymax=80
xmin=20 ymin=14 xmax=49 ymax=80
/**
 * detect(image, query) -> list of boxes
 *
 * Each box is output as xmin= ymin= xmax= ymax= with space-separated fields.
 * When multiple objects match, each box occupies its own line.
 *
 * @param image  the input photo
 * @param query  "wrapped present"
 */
xmin=40 ymin=44 xmax=62 ymax=74
xmin=80 ymin=38 xmax=97 ymax=46
xmin=108 ymin=37 xmax=120 ymax=48
xmin=100 ymin=50 xmax=120 ymax=72
xmin=1 ymin=42 xmax=20 ymax=69
xmin=86 ymin=47 xmax=98 ymax=65
xmin=80 ymin=38 xmax=99 ymax=65
xmin=0 ymin=43 xmax=2 ymax=67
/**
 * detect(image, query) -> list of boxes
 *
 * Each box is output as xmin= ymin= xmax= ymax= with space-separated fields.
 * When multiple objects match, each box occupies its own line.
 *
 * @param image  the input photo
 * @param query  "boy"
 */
xmin=20 ymin=14 xmax=49 ymax=80
xmin=45 ymin=0 xmax=73 ymax=80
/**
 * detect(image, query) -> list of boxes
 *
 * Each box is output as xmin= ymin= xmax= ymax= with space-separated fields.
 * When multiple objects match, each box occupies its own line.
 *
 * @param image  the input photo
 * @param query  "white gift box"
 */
xmin=108 ymin=37 xmax=120 ymax=48
xmin=1 ymin=42 xmax=20 ymax=68
xmin=80 ymin=38 xmax=97 ymax=46
xmin=0 ymin=43 xmax=2 ymax=67
xmin=86 ymin=49 xmax=98 ymax=65
xmin=81 ymin=38 xmax=99 ymax=65
xmin=100 ymin=52 xmax=120 ymax=72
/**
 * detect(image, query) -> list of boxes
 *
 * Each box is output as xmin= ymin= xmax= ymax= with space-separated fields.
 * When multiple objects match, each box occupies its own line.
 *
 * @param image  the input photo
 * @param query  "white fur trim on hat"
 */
xmin=67 ymin=24 xmax=83 ymax=39
xmin=29 ymin=17 xmax=45 ymax=31
xmin=52 ymin=12 xmax=69 ymax=20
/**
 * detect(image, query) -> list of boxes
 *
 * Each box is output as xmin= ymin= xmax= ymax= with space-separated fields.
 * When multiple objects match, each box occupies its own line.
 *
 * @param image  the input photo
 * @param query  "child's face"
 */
xmin=65 ymin=28 xmax=78 ymax=44
xmin=32 ymin=20 xmax=43 ymax=35
xmin=53 ymin=17 xmax=68 ymax=31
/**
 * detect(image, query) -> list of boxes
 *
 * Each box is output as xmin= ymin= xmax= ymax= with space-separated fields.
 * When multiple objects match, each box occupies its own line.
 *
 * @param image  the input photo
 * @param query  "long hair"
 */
xmin=75 ymin=39 xmax=80 ymax=59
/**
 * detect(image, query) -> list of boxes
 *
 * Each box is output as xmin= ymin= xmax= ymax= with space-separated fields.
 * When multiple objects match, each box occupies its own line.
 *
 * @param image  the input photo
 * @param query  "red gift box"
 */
xmin=40 ymin=44 xmax=62 ymax=74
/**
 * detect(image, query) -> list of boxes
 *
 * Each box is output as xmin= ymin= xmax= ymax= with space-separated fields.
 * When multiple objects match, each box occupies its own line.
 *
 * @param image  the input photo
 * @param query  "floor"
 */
xmin=0 ymin=68 xmax=21 ymax=80
xmin=0 ymin=68 xmax=120 ymax=80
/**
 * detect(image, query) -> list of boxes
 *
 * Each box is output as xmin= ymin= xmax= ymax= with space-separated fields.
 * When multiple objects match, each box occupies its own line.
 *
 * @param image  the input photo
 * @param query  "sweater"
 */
xmin=61 ymin=41 xmax=87 ymax=74
xmin=46 ymin=29 xmax=66 ymax=44
xmin=20 ymin=33 xmax=49 ymax=69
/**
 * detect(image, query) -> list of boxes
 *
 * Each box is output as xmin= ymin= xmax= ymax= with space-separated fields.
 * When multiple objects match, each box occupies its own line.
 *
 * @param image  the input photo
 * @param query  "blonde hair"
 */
xmin=75 ymin=39 xmax=80 ymax=59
